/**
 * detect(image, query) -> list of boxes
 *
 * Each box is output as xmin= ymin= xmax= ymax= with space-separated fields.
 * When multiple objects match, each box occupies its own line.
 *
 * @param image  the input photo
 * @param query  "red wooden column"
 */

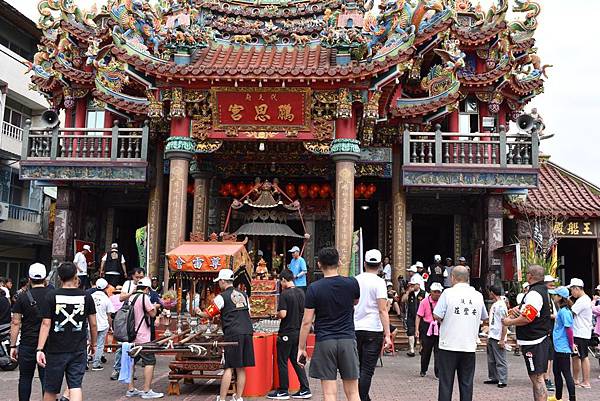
xmin=72 ymin=98 xmax=87 ymax=156
xmin=164 ymin=116 xmax=194 ymax=289
xmin=448 ymin=110 xmax=459 ymax=162
xmin=479 ymin=102 xmax=491 ymax=163
xmin=332 ymin=112 xmax=360 ymax=276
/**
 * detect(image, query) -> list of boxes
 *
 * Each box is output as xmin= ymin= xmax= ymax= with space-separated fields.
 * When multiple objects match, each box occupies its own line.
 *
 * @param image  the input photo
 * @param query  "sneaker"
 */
xmin=110 ymin=370 xmax=119 ymax=380
xmin=101 ymin=356 xmax=107 ymax=364
xmin=126 ymin=389 xmax=143 ymax=397
xmin=419 ymin=372 xmax=426 ymax=377
xmin=497 ymin=383 xmax=507 ymax=388
xmin=267 ymin=390 xmax=290 ymax=400
xmin=545 ymin=379 xmax=555 ymax=391
xmin=484 ymin=380 xmax=499 ymax=385
xmin=546 ymin=396 xmax=560 ymax=401
xmin=141 ymin=390 xmax=164 ymax=399
xmin=91 ymin=364 xmax=104 ymax=371
xmin=406 ymin=352 xmax=415 ymax=357
xmin=291 ymin=390 xmax=312 ymax=399
xmin=231 ymin=395 xmax=244 ymax=401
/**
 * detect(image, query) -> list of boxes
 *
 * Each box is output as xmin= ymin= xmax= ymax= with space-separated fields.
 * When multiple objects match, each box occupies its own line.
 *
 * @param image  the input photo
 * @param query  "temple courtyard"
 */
xmin=3 ymin=352 xmax=599 ymax=401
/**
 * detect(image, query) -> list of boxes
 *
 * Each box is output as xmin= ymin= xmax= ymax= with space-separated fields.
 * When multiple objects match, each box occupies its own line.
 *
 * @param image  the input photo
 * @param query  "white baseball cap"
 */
xmin=544 ymin=275 xmax=556 ymax=283
xmin=409 ymin=275 xmax=421 ymax=285
xmin=96 ymin=278 xmax=108 ymax=290
xmin=83 ymin=244 xmax=91 ymax=251
xmin=415 ymin=261 xmax=424 ymax=268
xmin=111 ymin=243 xmax=119 ymax=250
xmin=365 ymin=249 xmax=382 ymax=265
xmin=567 ymin=278 xmax=584 ymax=288
xmin=213 ymin=269 xmax=235 ymax=282
xmin=137 ymin=277 xmax=152 ymax=288
xmin=407 ymin=265 xmax=418 ymax=273
xmin=434 ymin=255 xmax=441 ymax=262
xmin=288 ymin=246 xmax=300 ymax=253
xmin=523 ymin=282 xmax=530 ymax=289
xmin=596 ymin=284 xmax=600 ymax=291
xmin=28 ymin=263 xmax=47 ymax=280
xmin=430 ymin=282 xmax=444 ymax=292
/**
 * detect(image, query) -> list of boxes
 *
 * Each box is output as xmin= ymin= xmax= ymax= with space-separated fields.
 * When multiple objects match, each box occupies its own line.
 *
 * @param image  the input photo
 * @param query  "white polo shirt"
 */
xmin=571 ymin=294 xmax=593 ymax=339
xmin=354 ymin=272 xmax=388 ymax=332
xmin=73 ymin=251 xmax=88 ymax=276
xmin=433 ymin=283 xmax=487 ymax=352
xmin=488 ymin=298 xmax=508 ymax=341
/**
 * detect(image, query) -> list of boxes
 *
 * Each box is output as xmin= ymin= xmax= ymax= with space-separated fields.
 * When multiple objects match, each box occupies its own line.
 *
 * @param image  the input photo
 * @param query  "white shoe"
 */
xmin=232 ymin=394 xmax=244 ymax=401
xmin=141 ymin=389 xmax=164 ymax=399
xmin=126 ymin=388 xmax=143 ymax=397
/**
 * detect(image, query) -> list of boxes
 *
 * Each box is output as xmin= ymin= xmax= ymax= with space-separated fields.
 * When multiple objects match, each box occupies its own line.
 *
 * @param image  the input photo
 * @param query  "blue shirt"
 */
xmin=553 ymin=307 xmax=574 ymax=353
xmin=305 ymin=276 xmax=360 ymax=341
xmin=289 ymin=256 xmax=307 ymax=287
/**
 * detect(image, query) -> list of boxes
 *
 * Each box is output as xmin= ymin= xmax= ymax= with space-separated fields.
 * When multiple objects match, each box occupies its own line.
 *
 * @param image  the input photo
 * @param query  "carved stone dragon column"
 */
xmin=392 ymin=145 xmax=407 ymax=286
xmin=190 ymin=160 xmax=212 ymax=241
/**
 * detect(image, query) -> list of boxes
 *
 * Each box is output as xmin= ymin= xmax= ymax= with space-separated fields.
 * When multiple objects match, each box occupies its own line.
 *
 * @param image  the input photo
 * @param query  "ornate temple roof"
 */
xmin=514 ymin=160 xmax=600 ymax=218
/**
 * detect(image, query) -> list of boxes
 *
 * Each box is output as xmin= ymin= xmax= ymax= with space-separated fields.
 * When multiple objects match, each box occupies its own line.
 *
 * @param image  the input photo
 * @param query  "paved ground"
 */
xmin=3 ymin=351 xmax=600 ymax=400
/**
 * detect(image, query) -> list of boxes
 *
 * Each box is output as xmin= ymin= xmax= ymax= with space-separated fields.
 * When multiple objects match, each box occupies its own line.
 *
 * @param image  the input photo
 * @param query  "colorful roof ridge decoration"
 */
xmin=513 ymin=160 xmax=600 ymax=218
xmin=27 ymin=0 xmax=548 ymax=135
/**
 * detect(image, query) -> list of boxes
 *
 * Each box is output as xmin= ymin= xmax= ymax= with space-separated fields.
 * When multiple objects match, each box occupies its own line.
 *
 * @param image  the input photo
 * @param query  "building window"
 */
xmin=86 ymin=109 xmax=105 ymax=136
xmin=3 ymin=107 xmax=28 ymax=128
xmin=459 ymin=96 xmax=479 ymax=134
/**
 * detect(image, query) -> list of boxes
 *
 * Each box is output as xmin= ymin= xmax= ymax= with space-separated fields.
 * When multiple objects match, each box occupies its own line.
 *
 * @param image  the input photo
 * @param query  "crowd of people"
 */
xmin=1 ymin=245 xmax=600 ymax=401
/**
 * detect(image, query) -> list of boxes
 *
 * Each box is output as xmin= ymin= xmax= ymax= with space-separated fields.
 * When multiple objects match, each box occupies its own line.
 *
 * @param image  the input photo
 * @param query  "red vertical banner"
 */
xmin=212 ymin=88 xmax=311 ymax=131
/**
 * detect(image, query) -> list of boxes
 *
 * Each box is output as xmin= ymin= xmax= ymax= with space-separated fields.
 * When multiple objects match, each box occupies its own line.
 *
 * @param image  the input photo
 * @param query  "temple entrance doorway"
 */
xmin=113 ymin=207 xmax=148 ymax=271
xmin=411 ymin=214 xmax=454 ymax=266
xmin=354 ymin=199 xmax=379 ymax=253
xmin=557 ymin=238 xmax=597 ymax=291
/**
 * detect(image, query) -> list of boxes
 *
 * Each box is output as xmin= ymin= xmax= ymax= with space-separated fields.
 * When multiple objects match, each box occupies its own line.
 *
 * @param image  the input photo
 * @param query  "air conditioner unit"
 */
xmin=0 ymin=202 xmax=8 ymax=221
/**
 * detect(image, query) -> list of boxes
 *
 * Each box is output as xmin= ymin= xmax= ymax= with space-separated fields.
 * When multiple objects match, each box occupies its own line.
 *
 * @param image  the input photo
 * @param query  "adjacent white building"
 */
xmin=0 ymin=1 xmax=53 ymax=285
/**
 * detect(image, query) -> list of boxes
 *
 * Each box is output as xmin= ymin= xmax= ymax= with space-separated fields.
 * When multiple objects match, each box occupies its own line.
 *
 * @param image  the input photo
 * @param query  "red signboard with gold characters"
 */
xmin=212 ymin=87 xmax=311 ymax=131
xmin=166 ymin=242 xmax=253 ymax=273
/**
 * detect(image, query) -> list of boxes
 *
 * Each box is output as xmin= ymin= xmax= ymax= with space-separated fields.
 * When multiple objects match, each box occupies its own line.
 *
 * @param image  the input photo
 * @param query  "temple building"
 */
xmin=22 ymin=0 xmax=574 ymax=288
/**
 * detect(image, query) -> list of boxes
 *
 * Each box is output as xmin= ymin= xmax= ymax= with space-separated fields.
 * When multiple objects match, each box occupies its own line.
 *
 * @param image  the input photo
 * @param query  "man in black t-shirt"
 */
xmin=298 ymin=247 xmax=361 ymax=401
xmin=268 ymin=269 xmax=311 ymax=400
xmin=9 ymin=263 xmax=51 ymax=401
xmin=36 ymin=262 xmax=97 ymax=401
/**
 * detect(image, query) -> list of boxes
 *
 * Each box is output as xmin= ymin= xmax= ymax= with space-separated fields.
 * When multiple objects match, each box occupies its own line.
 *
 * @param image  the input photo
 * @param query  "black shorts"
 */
xmin=44 ymin=350 xmax=87 ymax=394
xmin=406 ymin=323 xmax=416 ymax=337
xmin=521 ymin=337 xmax=549 ymax=375
xmin=574 ymin=337 xmax=590 ymax=359
xmin=223 ymin=334 xmax=255 ymax=369
xmin=134 ymin=352 xmax=156 ymax=367
xmin=309 ymin=338 xmax=359 ymax=380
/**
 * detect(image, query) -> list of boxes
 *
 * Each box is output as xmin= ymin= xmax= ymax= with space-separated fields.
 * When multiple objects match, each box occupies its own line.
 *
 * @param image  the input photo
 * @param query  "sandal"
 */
xmin=578 ymin=384 xmax=591 ymax=389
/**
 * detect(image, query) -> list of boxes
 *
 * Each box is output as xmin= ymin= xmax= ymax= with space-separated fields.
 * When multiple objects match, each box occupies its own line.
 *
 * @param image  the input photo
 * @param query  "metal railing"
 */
xmin=2 ymin=121 xmax=24 ymax=141
xmin=8 ymin=204 xmax=40 ymax=224
xmin=21 ymin=120 xmax=149 ymax=161
xmin=403 ymin=125 xmax=539 ymax=168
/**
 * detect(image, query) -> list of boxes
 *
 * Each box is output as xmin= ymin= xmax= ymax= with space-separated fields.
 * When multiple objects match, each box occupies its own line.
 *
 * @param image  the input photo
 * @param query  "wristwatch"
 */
xmin=36 ymin=349 xmax=44 ymax=352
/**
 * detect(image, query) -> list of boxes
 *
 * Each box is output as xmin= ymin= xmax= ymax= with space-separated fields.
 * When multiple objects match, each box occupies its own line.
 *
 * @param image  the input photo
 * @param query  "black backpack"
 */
xmin=112 ymin=293 xmax=148 ymax=343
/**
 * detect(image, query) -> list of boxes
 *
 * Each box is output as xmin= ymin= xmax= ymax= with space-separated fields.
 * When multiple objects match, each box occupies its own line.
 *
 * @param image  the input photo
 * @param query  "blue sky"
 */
xmin=9 ymin=0 xmax=600 ymax=186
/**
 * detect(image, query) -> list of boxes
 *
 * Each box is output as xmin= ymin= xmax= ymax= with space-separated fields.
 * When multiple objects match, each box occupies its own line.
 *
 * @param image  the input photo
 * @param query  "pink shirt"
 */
xmin=592 ymin=303 xmax=600 ymax=336
xmin=417 ymin=295 xmax=438 ymax=324
xmin=109 ymin=294 xmax=123 ymax=313
xmin=131 ymin=293 xmax=155 ymax=344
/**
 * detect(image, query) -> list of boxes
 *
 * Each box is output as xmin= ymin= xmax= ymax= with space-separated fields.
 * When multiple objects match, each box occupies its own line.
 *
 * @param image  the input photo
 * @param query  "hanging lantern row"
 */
xmin=354 ymin=183 xmax=377 ymax=199
xmin=217 ymin=182 xmax=334 ymax=199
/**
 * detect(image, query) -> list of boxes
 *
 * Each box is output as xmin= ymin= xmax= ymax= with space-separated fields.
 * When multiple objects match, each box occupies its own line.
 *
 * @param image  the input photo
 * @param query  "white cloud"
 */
xmin=8 ymin=0 xmax=599 ymax=185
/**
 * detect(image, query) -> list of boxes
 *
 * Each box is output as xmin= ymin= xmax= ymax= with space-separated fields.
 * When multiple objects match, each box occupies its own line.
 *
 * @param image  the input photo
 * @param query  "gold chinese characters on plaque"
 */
xmin=552 ymin=220 xmax=596 ymax=237
xmin=211 ymin=87 xmax=311 ymax=131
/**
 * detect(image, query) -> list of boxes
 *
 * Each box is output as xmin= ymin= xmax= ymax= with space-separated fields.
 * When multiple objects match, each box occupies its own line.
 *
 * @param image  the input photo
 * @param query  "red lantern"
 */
xmin=368 ymin=183 xmax=376 ymax=194
xmin=309 ymin=188 xmax=319 ymax=199
xmin=322 ymin=183 xmax=332 ymax=194
xmin=287 ymin=187 xmax=297 ymax=199
xmin=298 ymin=184 xmax=308 ymax=199
xmin=319 ymin=187 xmax=329 ymax=199
xmin=237 ymin=182 xmax=247 ymax=195
xmin=224 ymin=182 xmax=234 ymax=194
xmin=310 ymin=184 xmax=320 ymax=194
xmin=285 ymin=183 xmax=295 ymax=195
xmin=358 ymin=183 xmax=367 ymax=195
xmin=354 ymin=187 xmax=361 ymax=199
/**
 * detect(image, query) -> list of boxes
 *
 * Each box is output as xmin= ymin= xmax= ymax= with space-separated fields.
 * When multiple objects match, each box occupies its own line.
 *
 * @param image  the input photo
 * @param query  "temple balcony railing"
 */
xmin=1 ymin=121 xmax=24 ymax=156
xmin=19 ymin=121 xmax=150 ymax=183
xmin=402 ymin=126 xmax=539 ymax=189
xmin=0 ymin=204 xmax=41 ymax=236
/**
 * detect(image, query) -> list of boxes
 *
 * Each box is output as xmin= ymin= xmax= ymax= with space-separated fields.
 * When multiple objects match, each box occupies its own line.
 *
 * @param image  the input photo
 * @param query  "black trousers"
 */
xmin=18 ymin=344 xmax=45 ymax=401
xmin=553 ymin=352 xmax=576 ymax=400
xmin=355 ymin=331 xmax=383 ymax=401
xmin=276 ymin=333 xmax=310 ymax=392
xmin=437 ymin=349 xmax=476 ymax=401
xmin=420 ymin=333 xmax=439 ymax=376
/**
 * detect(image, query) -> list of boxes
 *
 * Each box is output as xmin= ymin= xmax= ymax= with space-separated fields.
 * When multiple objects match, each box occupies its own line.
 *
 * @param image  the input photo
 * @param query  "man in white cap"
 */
xmin=567 ymin=278 xmax=593 ymax=389
xmin=288 ymin=246 xmax=308 ymax=292
xmin=403 ymin=273 xmax=426 ymax=357
xmin=196 ymin=269 xmax=254 ymax=401
xmin=9 ymin=263 xmax=51 ymax=400
xmin=100 ymin=243 xmax=127 ymax=288
xmin=353 ymin=249 xmax=392 ymax=401
xmin=73 ymin=244 xmax=94 ymax=290
xmin=91 ymin=278 xmax=115 ymax=371
xmin=416 ymin=282 xmax=443 ymax=378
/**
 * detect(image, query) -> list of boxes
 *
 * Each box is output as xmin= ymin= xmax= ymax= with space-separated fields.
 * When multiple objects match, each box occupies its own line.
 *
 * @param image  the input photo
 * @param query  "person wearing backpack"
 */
xmin=9 ymin=263 xmax=52 ymax=401
xmin=124 ymin=277 xmax=163 ymax=399
xmin=36 ymin=262 xmax=97 ymax=401
xmin=111 ymin=267 xmax=145 ymax=380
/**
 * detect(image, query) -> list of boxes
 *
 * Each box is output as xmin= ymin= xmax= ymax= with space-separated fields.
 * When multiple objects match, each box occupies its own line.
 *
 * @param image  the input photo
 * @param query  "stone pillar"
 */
xmin=485 ymin=194 xmax=504 ymax=282
xmin=392 ymin=145 xmax=407 ymax=285
xmin=147 ymin=146 xmax=165 ymax=277
xmin=52 ymin=188 xmax=75 ymax=262
xmin=164 ymin=119 xmax=194 ymax=289
xmin=190 ymin=160 xmax=211 ymax=240
xmin=104 ymin=208 xmax=115 ymax=251
xmin=331 ymin=139 xmax=360 ymax=276
xmin=304 ymin=219 xmax=316 ymax=272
